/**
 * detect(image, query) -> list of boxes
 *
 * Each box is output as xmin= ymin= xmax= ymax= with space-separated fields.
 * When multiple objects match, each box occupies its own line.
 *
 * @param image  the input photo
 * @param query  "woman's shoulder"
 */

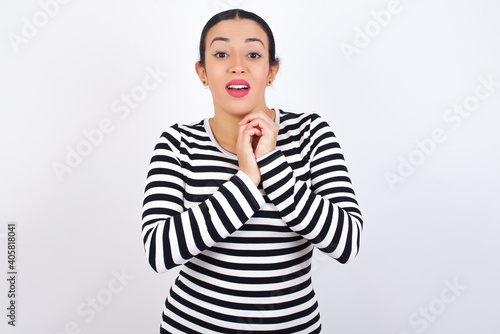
xmin=160 ymin=118 xmax=208 ymax=142
xmin=154 ymin=118 xmax=210 ymax=155
xmin=277 ymin=109 xmax=328 ymax=130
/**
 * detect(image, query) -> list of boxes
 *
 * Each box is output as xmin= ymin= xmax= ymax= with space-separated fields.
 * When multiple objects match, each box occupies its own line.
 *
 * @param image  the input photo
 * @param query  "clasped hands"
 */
xmin=236 ymin=111 xmax=279 ymax=187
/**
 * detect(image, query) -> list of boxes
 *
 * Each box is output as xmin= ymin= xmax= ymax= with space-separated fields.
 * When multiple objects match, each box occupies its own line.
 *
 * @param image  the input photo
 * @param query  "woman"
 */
xmin=142 ymin=9 xmax=363 ymax=333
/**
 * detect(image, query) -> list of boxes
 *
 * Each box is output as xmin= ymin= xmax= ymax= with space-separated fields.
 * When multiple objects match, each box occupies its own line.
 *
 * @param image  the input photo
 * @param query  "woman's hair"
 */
xmin=198 ymin=9 xmax=280 ymax=68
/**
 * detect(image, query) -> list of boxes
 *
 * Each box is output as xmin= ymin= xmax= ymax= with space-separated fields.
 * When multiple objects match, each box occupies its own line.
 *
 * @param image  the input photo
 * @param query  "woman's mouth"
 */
xmin=226 ymin=80 xmax=251 ymax=98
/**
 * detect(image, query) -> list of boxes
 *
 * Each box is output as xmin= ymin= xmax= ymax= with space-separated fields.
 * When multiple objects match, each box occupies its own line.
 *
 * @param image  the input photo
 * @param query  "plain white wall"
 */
xmin=1 ymin=0 xmax=499 ymax=333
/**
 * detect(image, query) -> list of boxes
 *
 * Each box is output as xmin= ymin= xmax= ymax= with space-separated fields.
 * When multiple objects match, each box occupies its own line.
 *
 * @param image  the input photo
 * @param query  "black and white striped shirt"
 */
xmin=142 ymin=109 xmax=363 ymax=333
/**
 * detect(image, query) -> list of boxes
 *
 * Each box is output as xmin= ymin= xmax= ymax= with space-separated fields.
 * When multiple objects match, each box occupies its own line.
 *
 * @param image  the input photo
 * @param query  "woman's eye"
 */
xmin=248 ymin=52 xmax=262 ymax=59
xmin=214 ymin=51 xmax=227 ymax=58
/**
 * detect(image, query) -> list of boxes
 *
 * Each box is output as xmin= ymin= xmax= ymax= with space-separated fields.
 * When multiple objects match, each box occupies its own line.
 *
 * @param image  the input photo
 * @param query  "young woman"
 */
xmin=142 ymin=9 xmax=363 ymax=333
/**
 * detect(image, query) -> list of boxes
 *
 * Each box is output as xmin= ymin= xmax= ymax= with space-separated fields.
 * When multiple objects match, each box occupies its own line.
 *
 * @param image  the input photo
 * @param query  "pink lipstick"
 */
xmin=226 ymin=79 xmax=251 ymax=98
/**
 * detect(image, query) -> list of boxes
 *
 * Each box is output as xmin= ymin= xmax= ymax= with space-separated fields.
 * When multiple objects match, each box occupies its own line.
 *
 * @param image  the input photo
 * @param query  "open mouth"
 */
xmin=226 ymin=80 xmax=251 ymax=97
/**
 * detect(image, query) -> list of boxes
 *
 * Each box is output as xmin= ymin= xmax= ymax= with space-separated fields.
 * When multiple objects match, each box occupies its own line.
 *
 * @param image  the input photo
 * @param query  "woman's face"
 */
xmin=197 ymin=19 xmax=279 ymax=117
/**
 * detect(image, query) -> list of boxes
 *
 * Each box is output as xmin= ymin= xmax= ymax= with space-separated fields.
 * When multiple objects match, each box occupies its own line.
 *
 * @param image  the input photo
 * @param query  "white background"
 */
xmin=1 ymin=0 xmax=499 ymax=333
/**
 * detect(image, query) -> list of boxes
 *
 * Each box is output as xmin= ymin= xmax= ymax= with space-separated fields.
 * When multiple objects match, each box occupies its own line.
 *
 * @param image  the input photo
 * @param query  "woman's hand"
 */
xmin=236 ymin=120 xmax=262 ymax=186
xmin=238 ymin=111 xmax=279 ymax=159
xmin=235 ymin=111 xmax=279 ymax=186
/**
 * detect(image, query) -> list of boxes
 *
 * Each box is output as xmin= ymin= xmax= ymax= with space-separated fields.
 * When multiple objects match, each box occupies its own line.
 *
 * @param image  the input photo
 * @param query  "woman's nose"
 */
xmin=230 ymin=55 xmax=246 ymax=74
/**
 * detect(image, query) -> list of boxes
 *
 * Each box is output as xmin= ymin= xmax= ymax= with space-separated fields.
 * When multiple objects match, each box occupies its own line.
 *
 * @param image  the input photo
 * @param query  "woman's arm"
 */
xmin=141 ymin=127 xmax=265 ymax=273
xmin=257 ymin=113 xmax=363 ymax=264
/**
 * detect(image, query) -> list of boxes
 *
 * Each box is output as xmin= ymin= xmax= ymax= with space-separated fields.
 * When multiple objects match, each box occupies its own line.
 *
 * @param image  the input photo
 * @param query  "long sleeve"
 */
xmin=257 ymin=113 xmax=363 ymax=264
xmin=141 ymin=127 xmax=266 ymax=273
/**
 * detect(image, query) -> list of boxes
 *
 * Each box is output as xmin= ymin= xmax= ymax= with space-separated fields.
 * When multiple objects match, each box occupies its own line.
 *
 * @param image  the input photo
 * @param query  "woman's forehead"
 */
xmin=206 ymin=19 xmax=269 ymax=48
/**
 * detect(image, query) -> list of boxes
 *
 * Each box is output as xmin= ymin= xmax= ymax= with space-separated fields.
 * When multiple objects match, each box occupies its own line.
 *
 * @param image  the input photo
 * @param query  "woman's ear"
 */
xmin=195 ymin=62 xmax=208 ymax=86
xmin=267 ymin=63 xmax=280 ymax=85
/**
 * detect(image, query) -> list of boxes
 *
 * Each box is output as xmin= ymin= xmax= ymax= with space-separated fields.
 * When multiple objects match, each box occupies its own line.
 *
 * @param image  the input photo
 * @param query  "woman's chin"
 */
xmin=216 ymin=101 xmax=261 ymax=117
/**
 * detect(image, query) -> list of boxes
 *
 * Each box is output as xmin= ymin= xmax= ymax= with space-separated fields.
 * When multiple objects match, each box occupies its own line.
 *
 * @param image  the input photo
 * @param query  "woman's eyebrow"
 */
xmin=210 ymin=37 xmax=264 ymax=47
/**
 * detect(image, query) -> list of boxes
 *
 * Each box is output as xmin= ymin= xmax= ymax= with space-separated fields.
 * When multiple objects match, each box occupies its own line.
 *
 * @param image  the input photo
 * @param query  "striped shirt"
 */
xmin=142 ymin=109 xmax=363 ymax=333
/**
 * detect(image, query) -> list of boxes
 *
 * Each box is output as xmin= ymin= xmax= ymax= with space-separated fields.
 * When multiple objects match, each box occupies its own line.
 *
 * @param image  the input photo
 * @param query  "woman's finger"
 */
xmin=236 ymin=123 xmax=261 ymax=186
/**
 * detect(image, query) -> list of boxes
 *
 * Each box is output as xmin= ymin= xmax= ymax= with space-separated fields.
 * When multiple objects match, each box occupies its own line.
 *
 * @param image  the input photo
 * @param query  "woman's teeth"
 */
xmin=228 ymin=85 xmax=249 ymax=90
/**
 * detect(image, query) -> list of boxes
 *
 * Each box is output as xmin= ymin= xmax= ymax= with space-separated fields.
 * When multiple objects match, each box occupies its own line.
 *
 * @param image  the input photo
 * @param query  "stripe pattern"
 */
xmin=142 ymin=110 xmax=363 ymax=333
